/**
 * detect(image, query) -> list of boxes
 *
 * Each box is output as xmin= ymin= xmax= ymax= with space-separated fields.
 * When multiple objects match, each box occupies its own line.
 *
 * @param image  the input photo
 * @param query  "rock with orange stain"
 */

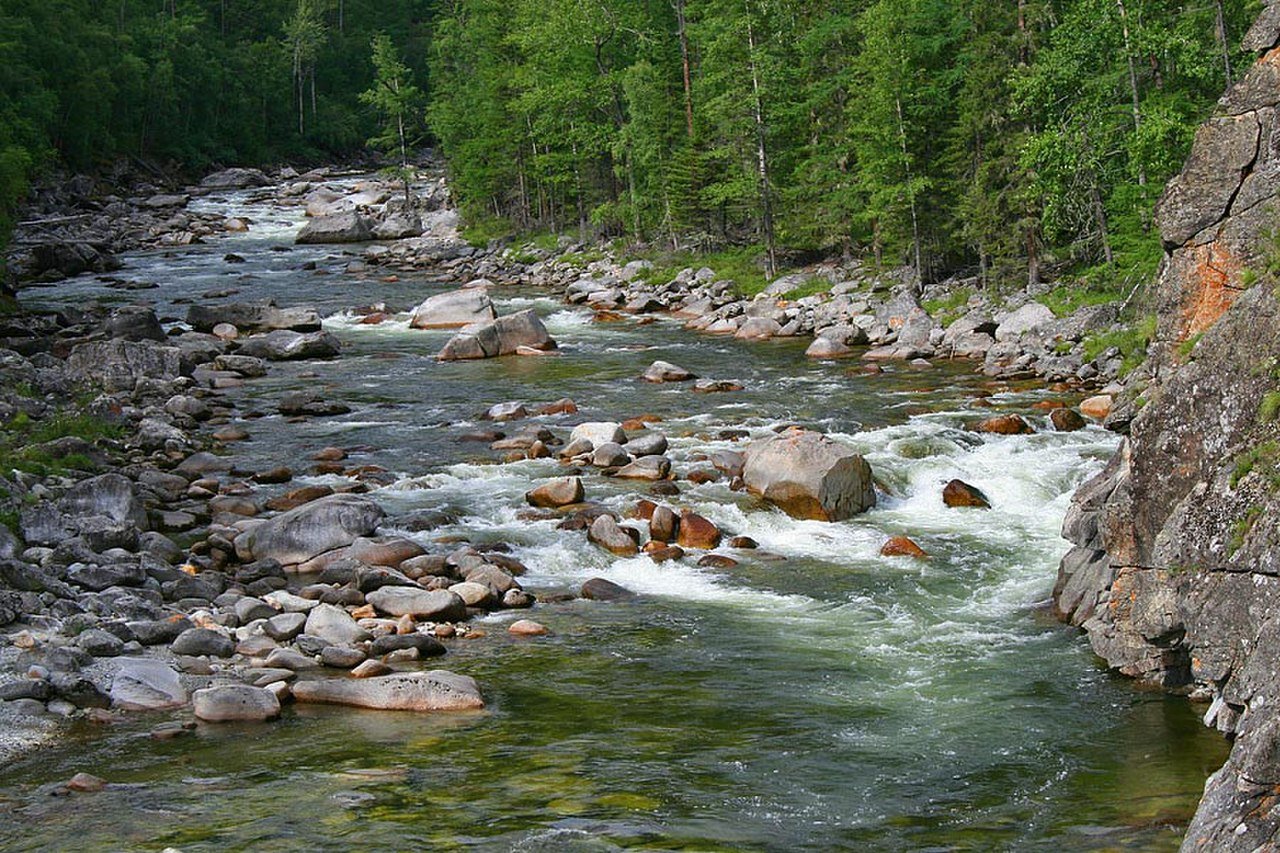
xmin=880 ymin=536 xmax=927 ymax=558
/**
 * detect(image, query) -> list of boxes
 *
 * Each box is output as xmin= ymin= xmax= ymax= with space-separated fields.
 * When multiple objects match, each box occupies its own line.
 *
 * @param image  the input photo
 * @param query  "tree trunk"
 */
xmin=1026 ymin=225 xmax=1040 ymax=289
xmin=675 ymin=0 xmax=695 ymax=139
xmin=1215 ymin=0 xmax=1233 ymax=87
xmin=896 ymin=96 xmax=923 ymax=289
xmin=1115 ymin=0 xmax=1146 ymax=186
xmin=745 ymin=7 xmax=776 ymax=278
xmin=1091 ymin=180 xmax=1114 ymax=266
xmin=1016 ymin=0 xmax=1029 ymax=65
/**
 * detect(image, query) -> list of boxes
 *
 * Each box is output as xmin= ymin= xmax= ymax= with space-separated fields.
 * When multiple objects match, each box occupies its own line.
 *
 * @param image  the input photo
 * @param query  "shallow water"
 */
xmin=2 ymin=185 xmax=1228 ymax=850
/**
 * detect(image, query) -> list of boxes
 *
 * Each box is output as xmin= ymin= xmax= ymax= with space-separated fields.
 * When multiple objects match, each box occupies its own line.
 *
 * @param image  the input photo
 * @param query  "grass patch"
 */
xmin=781 ymin=277 xmax=831 ymax=300
xmin=1231 ymin=441 xmax=1280 ymax=489
xmin=1081 ymin=315 xmax=1157 ymax=377
xmin=629 ymin=244 xmax=770 ymax=296
xmin=0 ymin=410 xmax=122 ymax=478
xmin=1040 ymin=283 xmax=1125 ymax=318
xmin=460 ymin=215 xmax=517 ymax=249
xmin=1262 ymin=390 xmax=1280 ymax=423
xmin=1229 ymin=506 xmax=1263 ymax=556
xmin=1176 ymin=332 xmax=1205 ymax=361
xmin=922 ymin=287 xmax=972 ymax=327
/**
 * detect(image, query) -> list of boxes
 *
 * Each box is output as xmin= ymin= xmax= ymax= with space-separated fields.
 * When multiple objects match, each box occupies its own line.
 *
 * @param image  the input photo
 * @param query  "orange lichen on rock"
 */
xmin=1182 ymin=240 xmax=1244 ymax=338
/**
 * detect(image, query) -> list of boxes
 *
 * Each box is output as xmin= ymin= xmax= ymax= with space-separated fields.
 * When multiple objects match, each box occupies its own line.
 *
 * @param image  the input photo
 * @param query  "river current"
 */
xmin=0 ymin=183 xmax=1227 ymax=851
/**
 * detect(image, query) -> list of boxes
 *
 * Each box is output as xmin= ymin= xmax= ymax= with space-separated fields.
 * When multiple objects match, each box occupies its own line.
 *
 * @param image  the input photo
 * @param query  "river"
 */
xmin=0 ymin=182 xmax=1227 ymax=851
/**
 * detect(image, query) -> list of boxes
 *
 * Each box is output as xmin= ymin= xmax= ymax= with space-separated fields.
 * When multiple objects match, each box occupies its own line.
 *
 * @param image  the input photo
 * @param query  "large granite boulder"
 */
xmin=295 ymin=212 xmax=372 ymax=244
xmin=409 ymin=287 xmax=497 ymax=329
xmin=234 ymin=494 xmax=385 ymax=566
xmin=742 ymin=428 xmax=876 ymax=521
xmin=437 ymin=310 xmax=557 ymax=360
xmin=66 ymin=339 xmax=183 ymax=392
xmin=187 ymin=302 xmax=322 ymax=334
xmin=235 ymin=330 xmax=340 ymax=361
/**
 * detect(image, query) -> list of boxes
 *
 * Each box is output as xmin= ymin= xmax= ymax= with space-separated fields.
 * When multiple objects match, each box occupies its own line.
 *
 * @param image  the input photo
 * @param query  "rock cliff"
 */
xmin=1052 ymin=6 xmax=1280 ymax=848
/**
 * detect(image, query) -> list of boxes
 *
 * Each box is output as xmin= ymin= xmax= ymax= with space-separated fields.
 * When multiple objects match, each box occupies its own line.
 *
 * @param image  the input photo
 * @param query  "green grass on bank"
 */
xmin=1081 ymin=314 xmax=1157 ymax=378
xmin=631 ymin=244 xmax=771 ymax=297
xmin=0 ymin=410 xmax=122 ymax=479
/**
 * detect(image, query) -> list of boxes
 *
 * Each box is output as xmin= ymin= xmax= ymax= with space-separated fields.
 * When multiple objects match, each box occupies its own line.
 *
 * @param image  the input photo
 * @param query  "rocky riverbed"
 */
xmin=0 ymin=168 xmax=1229 ymax=849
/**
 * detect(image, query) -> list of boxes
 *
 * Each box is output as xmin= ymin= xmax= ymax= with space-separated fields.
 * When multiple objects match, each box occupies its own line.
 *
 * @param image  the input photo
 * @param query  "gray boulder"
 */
xmin=742 ymin=428 xmax=876 ymax=521
xmin=236 ymin=330 xmax=341 ymax=361
xmin=304 ymin=603 xmax=371 ymax=646
xmin=365 ymin=587 xmax=467 ymax=621
xmin=994 ymin=303 xmax=1055 ymax=341
xmin=409 ymin=287 xmax=496 ymax=329
xmin=187 ymin=302 xmax=322 ymax=334
xmin=110 ymin=658 xmax=188 ymax=710
xmin=234 ymin=494 xmax=385 ymax=566
xmin=66 ymin=340 xmax=182 ymax=392
xmin=437 ymin=310 xmax=556 ymax=360
xmin=193 ymin=685 xmax=281 ymax=722
xmin=296 ymin=212 xmax=372 ymax=244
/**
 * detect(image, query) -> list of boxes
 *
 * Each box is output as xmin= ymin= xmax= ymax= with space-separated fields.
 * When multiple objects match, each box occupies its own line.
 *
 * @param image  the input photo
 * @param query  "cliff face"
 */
xmin=1052 ymin=7 xmax=1280 ymax=849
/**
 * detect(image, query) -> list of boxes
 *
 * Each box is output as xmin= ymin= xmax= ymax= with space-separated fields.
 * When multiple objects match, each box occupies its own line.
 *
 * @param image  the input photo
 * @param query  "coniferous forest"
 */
xmin=0 ymin=0 xmax=1259 ymax=288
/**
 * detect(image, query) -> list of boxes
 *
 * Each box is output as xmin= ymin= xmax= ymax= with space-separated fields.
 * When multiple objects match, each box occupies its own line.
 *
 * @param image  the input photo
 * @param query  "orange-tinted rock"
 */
xmin=1033 ymin=400 xmax=1068 ymax=411
xmin=644 ymin=543 xmax=685 ymax=563
xmin=698 ymin=554 xmax=738 ymax=568
xmin=508 ymin=619 xmax=549 ymax=636
xmin=880 ymin=536 xmax=928 ymax=558
xmin=650 ymin=505 xmax=679 ymax=543
xmin=1080 ymin=395 xmax=1113 ymax=420
xmin=265 ymin=484 xmax=334 ymax=512
xmin=676 ymin=510 xmax=721 ymax=549
xmin=313 ymin=446 xmax=347 ymax=461
xmin=976 ymin=414 xmax=1034 ymax=435
xmin=943 ymin=479 xmax=991 ymax=509
xmin=631 ymin=499 xmax=658 ymax=521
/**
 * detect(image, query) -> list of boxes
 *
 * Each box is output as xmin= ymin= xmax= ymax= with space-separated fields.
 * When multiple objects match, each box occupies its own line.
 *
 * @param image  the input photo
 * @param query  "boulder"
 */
xmin=614 ymin=456 xmax=671 ymax=481
xmin=171 ymin=627 xmax=235 ymax=658
xmin=880 ymin=536 xmax=928 ymax=557
xmin=735 ymin=318 xmax=782 ymax=340
xmin=525 ymin=477 xmax=584 ymax=508
xmin=976 ymin=414 xmax=1035 ymax=435
xmin=508 ymin=619 xmax=549 ymax=636
xmin=234 ymin=494 xmax=384 ymax=566
xmin=193 ymin=685 xmax=281 ymax=722
xmin=650 ymin=506 xmax=679 ymax=543
xmin=110 ymin=659 xmax=188 ymax=710
xmin=62 ymin=473 xmax=148 ymax=531
xmin=304 ymin=603 xmax=371 ymax=646
xmin=437 ymin=310 xmax=556 ymax=360
xmin=236 ymin=330 xmax=341 ymax=361
xmin=641 ymin=361 xmax=696 ymax=383
xmin=409 ymin=288 xmax=497 ymax=329
xmin=580 ymin=577 xmax=636 ymax=601
xmin=588 ymin=515 xmax=639 ymax=556
xmin=994 ymin=303 xmax=1055 ymax=341
xmin=66 ymin=340 xmax=182 ymax=392
xmin=292 ymin=670 xmax=484 ymax=711
xmin=200 ymin=167 xmax=270 ymax=189
xmin=742 ymin=429 xmax=876 ymax=521
xmin=106 ymin=306 xmax=166 ymax=342
xmin=187 ymin=302 xmax=321 ymax=334
xmin=592 ymin=442 xmax=631 ymax=468
xmin=805 ymin=337 xmax=855 ymax=359
xmin=1080 ymin=394 xmax=1114 ymax=419
xmin=569 ymin=422 xmax=627 ymax=449
xmin=676 ymin=511 xmax=722 ymax=550
xmin=295 ymin=212 xmax=373 ymax=244
xmin=1050 ymin=408 xmax=1087 ymax=432
xmin=942 ymin=479 xmax=991 ymax=509
xmin=365 ymin=587 xmax=467 ymax=621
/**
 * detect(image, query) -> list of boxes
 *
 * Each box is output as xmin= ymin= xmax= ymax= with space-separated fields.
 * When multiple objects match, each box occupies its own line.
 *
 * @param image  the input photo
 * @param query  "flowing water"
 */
xmin=0 ymin=184 xmax=1228 ymax=851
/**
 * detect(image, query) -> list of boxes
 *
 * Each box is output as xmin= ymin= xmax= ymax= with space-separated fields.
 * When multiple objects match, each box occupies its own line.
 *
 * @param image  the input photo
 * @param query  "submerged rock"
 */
xmin=742 ymin=428 xmax=876 ymax=521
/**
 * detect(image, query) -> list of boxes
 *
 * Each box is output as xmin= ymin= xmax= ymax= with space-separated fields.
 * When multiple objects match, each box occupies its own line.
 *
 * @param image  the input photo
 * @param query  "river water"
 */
xmin=0 ymin=184 xmax=1227 ymax=851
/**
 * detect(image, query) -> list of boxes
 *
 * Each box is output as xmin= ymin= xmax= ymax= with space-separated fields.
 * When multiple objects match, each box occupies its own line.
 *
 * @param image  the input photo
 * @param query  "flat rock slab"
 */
xmin=291 ymin=670 xmax=484 ymax=711
xmin=110 ymin=659 xmax=188 ymax=710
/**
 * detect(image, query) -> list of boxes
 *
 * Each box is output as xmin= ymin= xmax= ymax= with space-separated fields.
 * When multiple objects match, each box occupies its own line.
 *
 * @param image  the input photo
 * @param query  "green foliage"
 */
xmin=1260 ymin=390 xmax=1280 ymax=423
xmin=921 ymin=288 xmax=972 ymax=326
xmin=1229 ymin=506 xmax=1264 ymax=556
xmin=0 ymin=409 xmax=122 ymax=478
xmin=1231 ymin=441 xmax=1280 ymax=489
xmin=631 ymin=244 xmax=770 ymax=296
xmin=1176 ymin=331 xmax=1206 ymax=360
xmin=781 ymin=278 xmax=831 ymax=300
xmin=1040 ymin=283 xmax=1126 ymax=318
xmin=1082 ymin=315 xmax=1156 ymax=377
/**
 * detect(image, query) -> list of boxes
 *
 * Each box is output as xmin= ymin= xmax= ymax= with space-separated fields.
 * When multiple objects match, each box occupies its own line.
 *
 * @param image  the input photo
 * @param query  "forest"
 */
xmin=0 ymin=0 xmax=1260 ymax=289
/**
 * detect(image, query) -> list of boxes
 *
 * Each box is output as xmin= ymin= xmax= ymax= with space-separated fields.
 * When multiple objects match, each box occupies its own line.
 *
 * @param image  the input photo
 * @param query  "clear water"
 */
xmin=1 ymin=185 xmax=1227 ymax=851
